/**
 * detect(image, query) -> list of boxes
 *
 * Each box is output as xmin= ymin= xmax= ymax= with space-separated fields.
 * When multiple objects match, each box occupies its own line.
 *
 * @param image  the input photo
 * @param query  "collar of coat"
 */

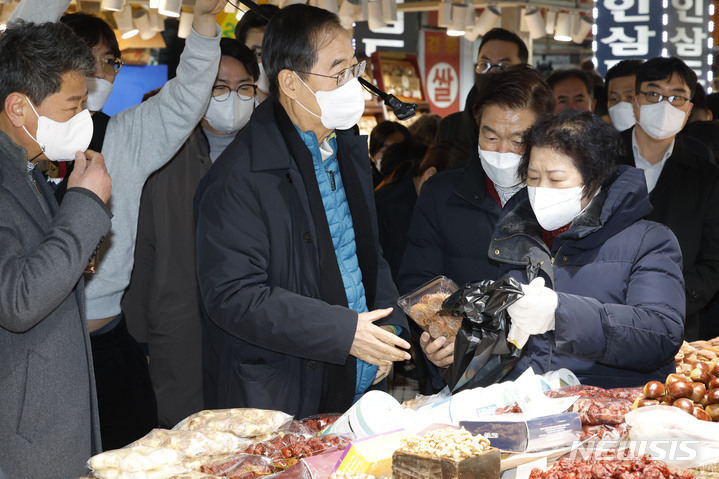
xmin=452 ymin=155 xmax=502 ymax=215
xmin=619 ymin=127 xmax=711 ymax=172
xmin=0 ymin=129 xmax=30 ymax=175
xmin=491 ymin=165 xmax=652 ymax=274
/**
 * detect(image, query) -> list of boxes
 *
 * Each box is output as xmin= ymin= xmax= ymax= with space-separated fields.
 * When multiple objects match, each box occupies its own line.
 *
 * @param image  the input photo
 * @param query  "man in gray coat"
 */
xmin=0 ymin=21 xmax=112 ymax=478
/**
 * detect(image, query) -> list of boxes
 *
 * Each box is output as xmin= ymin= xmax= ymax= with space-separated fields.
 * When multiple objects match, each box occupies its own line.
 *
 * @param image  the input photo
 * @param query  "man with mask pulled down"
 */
xmin=122 ymin=38 xmax=258 ymax=429
xmin=194 ymin=4 xmax=410 ymax=416
xmin=618 ymin=57 xmax=719 ymax=341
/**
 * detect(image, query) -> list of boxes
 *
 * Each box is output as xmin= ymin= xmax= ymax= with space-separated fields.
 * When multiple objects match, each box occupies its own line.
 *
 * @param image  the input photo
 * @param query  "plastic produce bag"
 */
xmin=174 ymin=408 xmax=293 ymax=438
xmin=133 ymin=429 xmax=250 ymax=457
xmin=441 ymin=276 xmax=524 ymax=392
xmin=625 ymin=405 xmax=719 ymax=468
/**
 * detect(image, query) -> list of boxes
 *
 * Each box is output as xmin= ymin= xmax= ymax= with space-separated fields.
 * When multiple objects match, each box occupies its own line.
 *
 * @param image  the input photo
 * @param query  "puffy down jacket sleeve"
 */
xmin=553 ymin=222 xmax=685 ymax=371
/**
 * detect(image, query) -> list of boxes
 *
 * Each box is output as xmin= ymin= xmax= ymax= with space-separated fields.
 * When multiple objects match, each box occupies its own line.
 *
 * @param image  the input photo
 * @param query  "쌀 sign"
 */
xmin=424 ymin=31 xmax=461 ymax=116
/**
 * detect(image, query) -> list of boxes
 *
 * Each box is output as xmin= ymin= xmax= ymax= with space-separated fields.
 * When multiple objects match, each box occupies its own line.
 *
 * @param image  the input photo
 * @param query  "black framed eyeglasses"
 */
xmin=475 ymin=61 xmax=509 ymax=74
xmin=638 ymin=90 xmax=690 ymax=107
xmin=212 ymin=84 xmax=258 ymax=101
xmin=295 ymin=60 xmax=366 ymax=87
xmin=100 ymin=57 xmax=123 ymax=75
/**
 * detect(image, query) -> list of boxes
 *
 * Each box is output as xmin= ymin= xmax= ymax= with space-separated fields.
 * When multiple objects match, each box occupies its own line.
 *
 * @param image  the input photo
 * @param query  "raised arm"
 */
xmin=9 ymin=0 xmax=70 ymax=24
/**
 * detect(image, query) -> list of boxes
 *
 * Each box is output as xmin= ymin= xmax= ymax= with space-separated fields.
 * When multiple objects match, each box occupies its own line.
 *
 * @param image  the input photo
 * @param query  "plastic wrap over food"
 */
xmin=580 ymin=423 xmax=630 ymax=441
xmin=398 ymin=276 xmax=463 ymax=343
xmin=134 ymin=429 xmax=250 ymax=457
xmin=604 ymin=387 xmax=643 ymax=401
xmin=174 ymin=409 xmax=293 ymax=438
xmin=544 ymin=385 xmax=607 ymax=399
xmin=272 ymin=450 xmax=344 ymax=479
xmin=89 ymin=446 xmax=186 ymax=473
xmin=626 ymin=405 xmax=719 ymax=468
xmin=284 ymin=414 xmax=341 ymax=435
xmin=168 ymin=472 xmax=220 ymax=479
xmin=200 ymin=454 xmax=277 ymax=478
xmin=91 ymin=465 xmax=192 ymax=479
xmin=400 ymin=387 xmax=451 ymax=410
xmin=241 ymin=434 xmax=350 ymax=470
xmin=570 ymin=397 xmax=634 ymax=426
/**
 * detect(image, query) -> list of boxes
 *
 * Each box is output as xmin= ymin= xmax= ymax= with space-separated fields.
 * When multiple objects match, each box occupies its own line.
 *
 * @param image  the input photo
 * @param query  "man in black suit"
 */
xmin=618 ymin=57 xmax=719 ymax=341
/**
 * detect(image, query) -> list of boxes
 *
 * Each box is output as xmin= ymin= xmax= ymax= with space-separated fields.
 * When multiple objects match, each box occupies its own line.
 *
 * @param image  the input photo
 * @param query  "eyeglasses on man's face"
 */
xmin=475 ymin=61 xmax=510 ymax=74
xmin=212 ymin=83 xmax=258 ymax=101
xmin=295 ymin=59 xmax=366 ymax=87
xmin=638 ymin=90 xmax=691 ymax=107
xmin=98 ymin=57 xmax=123 ymax=75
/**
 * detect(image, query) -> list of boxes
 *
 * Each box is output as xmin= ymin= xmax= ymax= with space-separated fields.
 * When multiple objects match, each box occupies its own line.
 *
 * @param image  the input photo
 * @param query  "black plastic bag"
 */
xmin=441 ymin=276 xmax=524 ymax=392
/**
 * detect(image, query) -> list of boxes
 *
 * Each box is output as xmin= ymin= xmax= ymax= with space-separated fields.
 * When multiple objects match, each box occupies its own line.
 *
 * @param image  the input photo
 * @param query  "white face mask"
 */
xmin=294 ymin=74 xmax=365 ymax=131
xmin=528 ymin=185 xmax=584 ymax=231
xmin=257 ymin=63 xmax=270 ymax=94
xmin=479 ymin=147 xmax=523 ymax=187
xmin=608 ymin=101 xmax=636 ymax=132
xmin=637 ymin=101 xmax=687 ymax=140
xmin=85 ymin=77 xmax=114 ymax=112
xmin=22 ymin=96 xmax=93 ymax=161
xmin=204 ymin=93 xmax=254 ymax=134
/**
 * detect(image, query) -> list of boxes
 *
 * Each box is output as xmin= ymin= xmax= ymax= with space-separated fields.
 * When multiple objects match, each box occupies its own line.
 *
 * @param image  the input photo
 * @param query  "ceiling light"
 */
xmin=572 ymin=14 xmax=593 ymax=44
xmin=437 ymin=0 xmax=452 ymax=28
xmin=447 ymin=4 xmax=468 ymax=36
xmin=158 ymin=0 xmax=181 ymax=17
xmin=554 ymin=12 xmax=572 ymax=42
xmin=544 ymin=9 xmax=556 ymax=35
xmin=474 ymin=5 xmax=500 ymax=36
xmin=114 ymin=6 xmax=139 ymax=39
xmin=149 ymin=10 xmax=165 ymax=31
xmin=525 ymin=8 xmax=545 ymax=39
xmin=368 ymin=0 xmax=387 ymax=31
xmin=133 ymin=9 xmax=154 ymax=40
xmin=101 ymin=0 xmax=124 ymax=12
xmin=382 ymin=0 xmax=397 ymax=24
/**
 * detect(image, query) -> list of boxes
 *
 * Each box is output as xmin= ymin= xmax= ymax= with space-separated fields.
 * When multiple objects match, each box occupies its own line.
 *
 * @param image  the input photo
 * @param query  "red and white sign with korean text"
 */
xmin=424 ymin=31 xmax=461 ymax=116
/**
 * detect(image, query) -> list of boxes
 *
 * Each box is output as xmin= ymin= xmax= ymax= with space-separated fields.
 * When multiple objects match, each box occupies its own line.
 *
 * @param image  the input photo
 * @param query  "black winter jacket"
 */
xmin=491 ymin=166 xmax=685 ymax=388
xmin=397 ymin=157 xmax=501 ymax=295
xmin=618 ymin=128 xmax=719 ymax=340
xmin=194 ymin=100 xmax=406 ymax=417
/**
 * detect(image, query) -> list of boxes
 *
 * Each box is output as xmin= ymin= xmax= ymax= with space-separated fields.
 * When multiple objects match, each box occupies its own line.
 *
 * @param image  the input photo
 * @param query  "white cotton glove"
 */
xmin=506 ymin=277 xmax=558 ymax=348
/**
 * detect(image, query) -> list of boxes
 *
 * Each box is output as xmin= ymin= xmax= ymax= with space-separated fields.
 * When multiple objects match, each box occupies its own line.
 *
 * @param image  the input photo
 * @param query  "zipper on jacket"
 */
xmin=28 ymin=173 xmax=42 ymax=196
xmin=326 ymin=169 xmax=336 ymax=191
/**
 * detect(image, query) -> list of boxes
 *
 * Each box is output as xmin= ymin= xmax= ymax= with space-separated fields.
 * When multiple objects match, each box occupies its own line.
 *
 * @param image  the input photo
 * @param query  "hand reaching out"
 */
xmin=349 ymin=308 xmax=411 ymax=366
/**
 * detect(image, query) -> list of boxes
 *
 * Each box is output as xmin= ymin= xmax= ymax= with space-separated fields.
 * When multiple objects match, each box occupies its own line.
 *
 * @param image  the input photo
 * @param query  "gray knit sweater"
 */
xmin=13 ymin=0 xmax=222 ymax=320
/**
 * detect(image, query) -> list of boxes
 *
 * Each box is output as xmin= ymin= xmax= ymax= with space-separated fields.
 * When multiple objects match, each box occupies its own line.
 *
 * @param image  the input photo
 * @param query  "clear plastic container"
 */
xmin=397 ymin=276 xmax=462 ymax=342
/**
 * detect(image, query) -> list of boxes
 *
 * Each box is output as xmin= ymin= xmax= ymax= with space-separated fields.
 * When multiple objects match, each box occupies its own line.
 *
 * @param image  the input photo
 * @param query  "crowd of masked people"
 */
xmin=1 ymin=0 xmax=718 ymax=476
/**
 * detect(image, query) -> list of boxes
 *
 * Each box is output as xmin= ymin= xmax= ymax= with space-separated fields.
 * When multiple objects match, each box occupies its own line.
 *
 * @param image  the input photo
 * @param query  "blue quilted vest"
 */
xmin=296 ymin=128 xmax=378 ymax=398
